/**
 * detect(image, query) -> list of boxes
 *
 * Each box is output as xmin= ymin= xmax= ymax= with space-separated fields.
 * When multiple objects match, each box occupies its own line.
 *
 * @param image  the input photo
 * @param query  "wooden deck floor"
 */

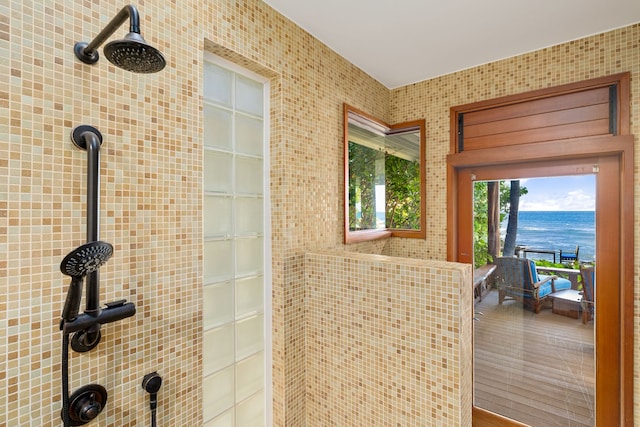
xmin=474 ymin=290 xmax=595 ymax=426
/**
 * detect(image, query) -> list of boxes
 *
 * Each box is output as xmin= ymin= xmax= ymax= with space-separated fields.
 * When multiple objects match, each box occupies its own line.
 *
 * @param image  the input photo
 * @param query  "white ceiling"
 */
xmin=262 ymin=0 xmax=640 ymax=89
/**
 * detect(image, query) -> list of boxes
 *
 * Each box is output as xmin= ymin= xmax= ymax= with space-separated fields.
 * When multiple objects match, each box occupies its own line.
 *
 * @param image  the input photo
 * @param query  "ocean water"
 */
xmin=501 ymin=211 xmax=595 ymax=262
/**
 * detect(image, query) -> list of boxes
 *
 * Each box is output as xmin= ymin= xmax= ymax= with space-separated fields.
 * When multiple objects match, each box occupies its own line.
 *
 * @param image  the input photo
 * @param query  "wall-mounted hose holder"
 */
xmin=62 ymin=384 xmax=108 ymax=426
xmin=142 ymin=372 xmax=162 ymax=427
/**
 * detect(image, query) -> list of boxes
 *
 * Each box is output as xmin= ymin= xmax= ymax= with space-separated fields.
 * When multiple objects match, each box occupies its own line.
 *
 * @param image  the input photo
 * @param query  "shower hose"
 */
xmin=62 ymin=332 xmax=71 ymax=427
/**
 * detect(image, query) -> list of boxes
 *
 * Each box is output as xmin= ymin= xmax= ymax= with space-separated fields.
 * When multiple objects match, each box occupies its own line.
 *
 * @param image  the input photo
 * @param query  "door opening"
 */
xmin=472 ymin=175 xmax=596 ymax=426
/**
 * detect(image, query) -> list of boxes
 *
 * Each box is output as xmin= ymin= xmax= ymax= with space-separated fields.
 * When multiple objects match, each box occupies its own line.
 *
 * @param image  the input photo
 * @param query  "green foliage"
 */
xmin=385 ymin=155 xmax=420 ymax=229
xmin=473 ymin=182 xmax=491 ymax=267
xmin=348 ymin=142 xmax=421 ymax=231
xmin=348 ymin=142 xmax=378 ymax=230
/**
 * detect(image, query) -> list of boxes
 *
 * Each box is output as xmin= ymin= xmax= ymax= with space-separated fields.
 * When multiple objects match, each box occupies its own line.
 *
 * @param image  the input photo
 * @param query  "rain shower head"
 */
xmin=60 ymin=241 xmax=113 ymax=277
xmin=74 ymin=4 xmax=166 ymax=73
xmin=103 ymin=32 xmax=166 ymax=73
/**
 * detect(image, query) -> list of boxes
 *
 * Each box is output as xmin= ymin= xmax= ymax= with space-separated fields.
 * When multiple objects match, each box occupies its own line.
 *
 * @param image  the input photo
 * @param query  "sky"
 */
xmin=516 ymin=175 xmax=596 ymax=211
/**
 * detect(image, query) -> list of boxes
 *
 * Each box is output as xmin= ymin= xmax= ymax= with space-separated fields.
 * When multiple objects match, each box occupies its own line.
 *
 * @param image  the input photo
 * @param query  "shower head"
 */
xmin=103 ymin=32 xmax=166 ymax=73
xmin=60 ymin=241 xmax=114 ymax=277
xmin=59 ymin=241 xmax=113 ymax=323
xmin=74 ymin=5 xmax=166 ymax=73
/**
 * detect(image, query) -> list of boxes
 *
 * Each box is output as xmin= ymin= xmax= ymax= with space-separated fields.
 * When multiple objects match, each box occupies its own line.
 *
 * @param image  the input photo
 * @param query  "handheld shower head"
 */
xmin=61 ymin=241 xmax=114 ymax=277
xmin=74 ymin=5 xmax=166 ymax=73
xmin=60 ymin=241 xmax=113 ymax=323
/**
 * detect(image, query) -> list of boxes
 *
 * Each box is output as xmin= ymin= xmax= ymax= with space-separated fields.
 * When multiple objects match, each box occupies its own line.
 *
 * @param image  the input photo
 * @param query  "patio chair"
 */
xmin=559 ymin=246 xmax=579 ymax=263
xmin=493 ymin=257 xmax=572 ymax=313
xmin=580 ymin=266 xmax=595 ymax=324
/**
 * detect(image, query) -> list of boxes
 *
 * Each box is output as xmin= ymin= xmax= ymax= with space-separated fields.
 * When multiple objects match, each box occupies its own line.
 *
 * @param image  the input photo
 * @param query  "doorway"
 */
xmin=448 ymin=148 xmax=633 ymax=426
xmin=472 ymin=174 xmax=596 ymax=425
xmin=447 ymin=73 xmax=633 ymax=425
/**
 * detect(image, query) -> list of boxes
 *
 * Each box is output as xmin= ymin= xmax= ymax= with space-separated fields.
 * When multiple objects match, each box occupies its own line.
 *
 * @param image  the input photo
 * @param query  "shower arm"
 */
xmin=75 ymin=5 xmax=141 ymax=64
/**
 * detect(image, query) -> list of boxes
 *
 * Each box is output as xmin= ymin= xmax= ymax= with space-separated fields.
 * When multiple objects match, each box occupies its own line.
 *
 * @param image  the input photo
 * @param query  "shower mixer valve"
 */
xmin=61 ymin=299 xmax=136 ymax=334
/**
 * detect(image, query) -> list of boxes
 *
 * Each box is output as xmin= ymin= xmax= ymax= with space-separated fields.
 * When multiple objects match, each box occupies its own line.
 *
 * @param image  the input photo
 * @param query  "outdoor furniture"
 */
xmin=560 ymin=246 xmax=579 ymax=263
xmin=548 ymin=289 xmax=583 ymax=318
xmin=522 ymin=247 xmax=556 ymax=263
xmin=474 ymin=264 xmax=496 ymax=303
xmin=580 ymin=266 xmax=595 ymax=324
xmin=493 ymin=257 xmax=572 ymax=313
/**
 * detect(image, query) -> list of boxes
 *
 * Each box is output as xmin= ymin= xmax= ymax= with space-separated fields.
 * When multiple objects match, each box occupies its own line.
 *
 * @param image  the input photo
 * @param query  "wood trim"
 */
xmin=595 ymin=155 xmax=622 ymax=424
xmin=447 ymin=134 xmax=633 ymax=168
xmin=462 ymin=88 xmax=609 ymax=126
xmin=464 ymin=103 xmax=610 ymax=138
xmin=447 ymin=136 xmax=634 ymax=425
xmin=449 ymin=72 xmax=631 ymax=153
xmin=473 ymin=407 xmax=529 ymax=427
xmin=463 ymin=118 xmax=610 ymax=150
xmin=621 ymin=138 xmax=634 ymax=424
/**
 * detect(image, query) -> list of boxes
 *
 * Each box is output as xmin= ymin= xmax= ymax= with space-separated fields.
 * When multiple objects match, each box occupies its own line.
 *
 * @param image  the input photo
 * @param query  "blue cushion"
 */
xmin=537 ymin=274 xmax=572 ymax=298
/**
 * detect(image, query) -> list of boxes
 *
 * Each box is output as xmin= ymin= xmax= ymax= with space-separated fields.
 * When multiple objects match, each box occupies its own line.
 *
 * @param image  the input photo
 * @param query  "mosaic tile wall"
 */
xmin=2 ymin=0 xmax=639 ymax=425
xmin=305 ymin=251 xmax=472 ymax=426
xmin=1 ymin=0 xmax=389 ymax=426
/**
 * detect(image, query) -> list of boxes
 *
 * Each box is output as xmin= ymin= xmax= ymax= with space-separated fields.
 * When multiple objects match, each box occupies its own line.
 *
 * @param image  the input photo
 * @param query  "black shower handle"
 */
xmin=61 ymin=276 xmax=84 ymax=322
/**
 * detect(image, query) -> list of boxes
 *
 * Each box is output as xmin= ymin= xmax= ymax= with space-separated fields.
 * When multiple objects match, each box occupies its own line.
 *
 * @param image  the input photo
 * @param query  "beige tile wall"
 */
xmin=1 ymin=0 xmax=388 ymax=425
xmin=1 ymin=0 xmax=638 ymax=424
xmin=305 ymin=250 xmax=472 ymax=426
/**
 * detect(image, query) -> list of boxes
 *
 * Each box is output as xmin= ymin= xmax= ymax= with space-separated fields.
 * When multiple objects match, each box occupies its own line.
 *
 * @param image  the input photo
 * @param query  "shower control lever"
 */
xmin=105 ymin=299 xmax=127 ymax=308
xmin=62 ymin=300 xmax=136 ymax=334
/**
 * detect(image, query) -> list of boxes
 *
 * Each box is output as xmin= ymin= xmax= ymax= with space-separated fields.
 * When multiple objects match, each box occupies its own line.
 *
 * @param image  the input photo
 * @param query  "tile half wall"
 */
xmin=305 ymin=250 xmax=473 ymax=426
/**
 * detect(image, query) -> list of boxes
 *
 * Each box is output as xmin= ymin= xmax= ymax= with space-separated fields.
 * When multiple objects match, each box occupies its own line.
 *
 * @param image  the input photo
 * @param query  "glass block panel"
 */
xmin=236 ymin=314 xmax=264 ymax=360
xmin=203 ymin=62 xmax=233 ymax=107
xmin=204 ymin=104 xmax=233 ymax=150
xmin=204 ymin=150 xmax=233 ymax=193
xmin=235 ymin=114 xmax=263 ymax=156
xmin=236 ymin=276 xmax=264 ymax=318
xmin=203 ymin=240 xmax=233 ymax=284
xmin=236 ymin=351 xmax=264 ymax=402
xmin=204 ymin=196 xmax=232 ymax=238
xmin=236 ymin=156 xmax=263 ymax=195
xmin=236 ymin=197 xmax=263 ymax=235
xmin=203 ymin=323 xmax=234 ymax=376
xmin=236 ymin=390 xmax=265 ymax=427
xmin=235 ymin=75 xmax=263 ymax=117
xmin=204 ymin=409 xmax=234 ymax=427
xmin=203 ymin=366 xmax=235 ymax=422
xmin=203 ymin=282 xmax=234 ymax=329
xmin=236 ymin=237 xmax=263 ymax=276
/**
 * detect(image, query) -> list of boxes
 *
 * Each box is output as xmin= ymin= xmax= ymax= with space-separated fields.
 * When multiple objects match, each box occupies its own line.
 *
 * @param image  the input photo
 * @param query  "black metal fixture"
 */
xmin=60 ymin=125 xmax=136 ymax=352
xmin=64 ymin=384 xmax=108 ymax=426
xmin=74 ymin=4 xmax=166 ymax=73
xmin=60 ymin=241 xmax=113 ymax=323
xmin=142 ymin=372 xmax=163 ymax=427
xmin=59 ymin=125 xmax=137 ymax=426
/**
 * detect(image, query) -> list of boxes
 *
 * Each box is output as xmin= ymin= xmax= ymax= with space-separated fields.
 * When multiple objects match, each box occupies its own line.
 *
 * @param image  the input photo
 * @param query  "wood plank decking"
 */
xmin=474 ymin=290 xmax=595 ymax=426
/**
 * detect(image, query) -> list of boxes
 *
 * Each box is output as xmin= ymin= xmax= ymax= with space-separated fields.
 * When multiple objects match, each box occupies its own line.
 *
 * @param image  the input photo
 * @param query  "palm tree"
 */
xmin=502 ymin=180 xmax=521 ymax=256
